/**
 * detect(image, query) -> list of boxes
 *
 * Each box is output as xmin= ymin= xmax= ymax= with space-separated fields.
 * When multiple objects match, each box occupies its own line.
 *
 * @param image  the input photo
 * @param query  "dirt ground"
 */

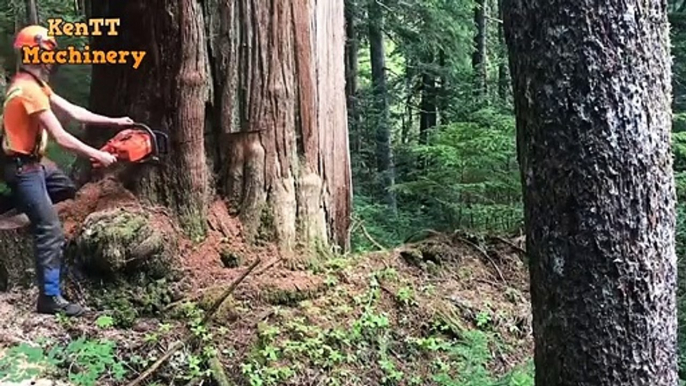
xmin=0 ymin=178 xmax=533 ymax=385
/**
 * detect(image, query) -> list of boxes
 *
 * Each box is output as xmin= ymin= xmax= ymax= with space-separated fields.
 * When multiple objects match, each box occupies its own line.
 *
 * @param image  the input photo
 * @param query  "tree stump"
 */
xmin=0 ymin=215 xmax=35 ymax=291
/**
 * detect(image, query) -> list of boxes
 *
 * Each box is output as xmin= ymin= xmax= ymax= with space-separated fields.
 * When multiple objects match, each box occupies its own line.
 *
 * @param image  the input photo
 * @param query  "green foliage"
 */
xmin=238 ymin=272 xmax=533 ymax=386
xmin=0 ymin=338 xmax=126 ymax=385
xmin=352 ymin=109 xmax=521 ymax=251
xmin=395 ymin=109 xmax=521 ymax=232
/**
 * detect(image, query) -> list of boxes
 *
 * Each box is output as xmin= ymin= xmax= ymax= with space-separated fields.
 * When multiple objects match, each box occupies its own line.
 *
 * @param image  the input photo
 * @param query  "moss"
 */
xmin=67 ymin=209 xmax=175 ymax=280
xmin=219 ymin=247 xmax=242 ymax=268
xmin=197 ymin=289 xmax=241 ymax=322
xmin=260 ymin=284 xmax=324 ymax=306
xmin=256 ymin=205 xmax=276 ymax=245
xmin=179 ymin=209 xmax=207 ymax=243
xmin=89 ymin=276 xmax=176 ymax=328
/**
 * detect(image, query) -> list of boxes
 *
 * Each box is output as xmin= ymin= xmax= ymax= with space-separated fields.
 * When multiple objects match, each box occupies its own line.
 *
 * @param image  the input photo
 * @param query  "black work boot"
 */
xmin=37 ymin=294 xmax=85 ymax=317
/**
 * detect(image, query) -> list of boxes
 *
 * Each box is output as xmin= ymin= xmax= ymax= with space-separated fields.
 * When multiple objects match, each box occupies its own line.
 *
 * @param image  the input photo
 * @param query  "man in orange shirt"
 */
xmin=2 ymin=25 xmax=132 ymax=316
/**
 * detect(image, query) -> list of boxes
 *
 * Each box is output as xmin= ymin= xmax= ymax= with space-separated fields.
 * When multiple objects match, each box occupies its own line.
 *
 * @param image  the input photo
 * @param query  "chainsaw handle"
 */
xmin=126 ymin=122 xmax=169 ymax=159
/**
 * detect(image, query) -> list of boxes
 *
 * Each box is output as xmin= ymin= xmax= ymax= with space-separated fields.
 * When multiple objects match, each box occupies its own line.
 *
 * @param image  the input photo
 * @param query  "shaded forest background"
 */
xmin=2 ymin=0 xmax=686 ymax=383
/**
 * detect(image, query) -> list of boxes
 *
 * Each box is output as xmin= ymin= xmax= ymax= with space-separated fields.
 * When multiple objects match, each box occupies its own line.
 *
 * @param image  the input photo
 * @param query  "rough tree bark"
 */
xmin=84 ymin=0 xmax=352 ymax=254
xmin=205 ymin=0 xmax=352 ymax=252
xmin=86 ymin=0 xmax=211 ymax=239
xmin=368 ymin=0 xmax=396 ymax=212
xmin=503 ymin=1 xmax=677 ymax=385
xmin=472 ymin=0 xmax=487 ymax=98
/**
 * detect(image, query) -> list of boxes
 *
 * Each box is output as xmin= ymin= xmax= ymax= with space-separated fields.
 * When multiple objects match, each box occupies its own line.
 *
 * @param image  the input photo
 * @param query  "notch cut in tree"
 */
xmin=503 ymin=0 xmax=678 ymax=384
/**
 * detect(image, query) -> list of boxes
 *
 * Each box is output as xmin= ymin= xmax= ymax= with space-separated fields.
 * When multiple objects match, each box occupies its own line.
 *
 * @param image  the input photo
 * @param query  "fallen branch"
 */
xmin=254 ymin=256 xmax=282 ymax=276
xmin=455 ymin=237 xmax=507 ymax=285
xmin=165 ymin=257 xmax=276 ymax=311
xmin=493 ymin=235 xmax=526 ymax=255
xmin=360 ymin=223 xmax=386 ymax=251
xmin=201 ymin=258 xmax=261 ymax=325
xmin=209 ymin=356 xmax=232 ymax=386
xmin=125 ymin=258 xmax=262 ymax=386
xmin=124 ymin=341 xmax=184 ymax=386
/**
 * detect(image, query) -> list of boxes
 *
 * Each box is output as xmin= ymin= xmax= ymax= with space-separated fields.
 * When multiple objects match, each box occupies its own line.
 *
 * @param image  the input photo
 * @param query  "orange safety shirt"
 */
xmin=1 ymin=72 xmax=53 ymax=156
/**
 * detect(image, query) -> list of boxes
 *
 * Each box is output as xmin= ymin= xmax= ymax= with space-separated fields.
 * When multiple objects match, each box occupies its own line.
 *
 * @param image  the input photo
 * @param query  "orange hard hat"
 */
xmin=13 ymin=25 xmax=57 ymax=50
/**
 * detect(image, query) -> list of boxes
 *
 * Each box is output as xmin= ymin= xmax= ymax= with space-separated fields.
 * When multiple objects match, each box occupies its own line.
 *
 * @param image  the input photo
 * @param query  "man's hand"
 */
xmin=111 ymin=117 xmax=134 ymax=126
xmin=92 ymin=151 xmax=118 ymax=167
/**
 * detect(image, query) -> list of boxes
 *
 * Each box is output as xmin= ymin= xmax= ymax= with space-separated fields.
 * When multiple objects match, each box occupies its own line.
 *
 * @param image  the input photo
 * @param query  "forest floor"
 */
xmin=0 ymin=177 xmax=534 ymax=386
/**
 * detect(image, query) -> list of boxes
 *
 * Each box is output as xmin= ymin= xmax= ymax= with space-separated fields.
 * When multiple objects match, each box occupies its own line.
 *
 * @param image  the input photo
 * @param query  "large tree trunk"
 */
xmin=205 ymin=0 xmax=352 ymax=253
xmin=86 ymin=0 xmax=352 ymax=253
xmin=368 ymin=0 xmax=396 ymax=212
xmin=503 ymin=1 xmax=677 ymax=385
xmin=87 ymin=0 xmax=211 ymax=239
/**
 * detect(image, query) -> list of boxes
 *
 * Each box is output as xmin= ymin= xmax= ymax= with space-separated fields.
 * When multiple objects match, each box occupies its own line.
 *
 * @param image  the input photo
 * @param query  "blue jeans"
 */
xmin=2 ymin=157 xmax=76 ymax=296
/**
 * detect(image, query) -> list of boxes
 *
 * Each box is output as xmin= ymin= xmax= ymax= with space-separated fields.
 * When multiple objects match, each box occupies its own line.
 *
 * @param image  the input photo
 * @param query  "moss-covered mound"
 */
xmin=67 ymin=208 xmax=178 ymax=280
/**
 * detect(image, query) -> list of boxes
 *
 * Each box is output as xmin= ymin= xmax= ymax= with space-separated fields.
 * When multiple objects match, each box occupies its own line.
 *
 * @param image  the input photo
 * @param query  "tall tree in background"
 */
xmin=88 ymin=0 xmax=352 ymax=252
xmin=345 ymin=0 xmax=361 ymax=154
xmin=503 ymin=0 xmax=678 ymax=384
xmin=419 ymin=51 xmax=437 ymax=145
xmin=472 ymin=0 xmax=487 ymax=98
xmin=368 ymin=0 xmax=396 ymax=211
xmin=496 ymin=0 xmax=508 ymax=103
xmin=24 ymin=0 xmax=37 ymax=24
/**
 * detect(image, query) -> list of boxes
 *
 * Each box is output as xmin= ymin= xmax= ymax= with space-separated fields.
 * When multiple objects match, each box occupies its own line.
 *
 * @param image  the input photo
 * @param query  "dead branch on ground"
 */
xmin=125 ymin=258 xmax=262 ymax=386
xmin=455 ymin=237 xmax=507 ymax=285
xmin=493 ymin=235 xmax=526 ymax=255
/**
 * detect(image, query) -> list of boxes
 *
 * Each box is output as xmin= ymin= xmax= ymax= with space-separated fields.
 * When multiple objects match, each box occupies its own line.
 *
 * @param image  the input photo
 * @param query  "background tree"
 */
xmin=503 ymin=0 xmax=678 ymax=384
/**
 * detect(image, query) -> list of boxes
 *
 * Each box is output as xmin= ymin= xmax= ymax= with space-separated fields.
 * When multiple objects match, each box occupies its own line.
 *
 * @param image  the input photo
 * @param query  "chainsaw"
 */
xmin=92 ymin=123 xmax=169 ymax=168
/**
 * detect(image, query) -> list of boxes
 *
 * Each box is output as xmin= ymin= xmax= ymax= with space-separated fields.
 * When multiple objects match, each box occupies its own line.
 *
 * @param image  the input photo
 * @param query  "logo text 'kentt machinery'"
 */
xmin=21 ymin=18 xmax=146 ymax=69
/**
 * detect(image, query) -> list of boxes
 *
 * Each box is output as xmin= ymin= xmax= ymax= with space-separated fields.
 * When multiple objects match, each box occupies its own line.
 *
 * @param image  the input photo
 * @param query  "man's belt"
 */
xmin=1 ymin=153 xmax=41 ymax=167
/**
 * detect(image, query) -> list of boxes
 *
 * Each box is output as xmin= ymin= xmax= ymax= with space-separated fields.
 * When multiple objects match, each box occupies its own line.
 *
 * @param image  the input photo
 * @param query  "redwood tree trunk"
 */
xmin=206 ymin=0 xmax=352 ymax=253
xmin=503 ymin=0 xmax=677 ymax=385
xmin=87 ymin=0 xmax=210 ymax=238
xmin=87 ymin=0 xmax=351 ymax=253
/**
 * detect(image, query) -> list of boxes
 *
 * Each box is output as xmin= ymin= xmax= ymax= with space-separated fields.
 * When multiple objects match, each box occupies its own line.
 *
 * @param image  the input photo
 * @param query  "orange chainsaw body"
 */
xmin=101 ymin=129 xmax=154 ymax=162
xmin=94 ymin=123 xmax=168 ymax=167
